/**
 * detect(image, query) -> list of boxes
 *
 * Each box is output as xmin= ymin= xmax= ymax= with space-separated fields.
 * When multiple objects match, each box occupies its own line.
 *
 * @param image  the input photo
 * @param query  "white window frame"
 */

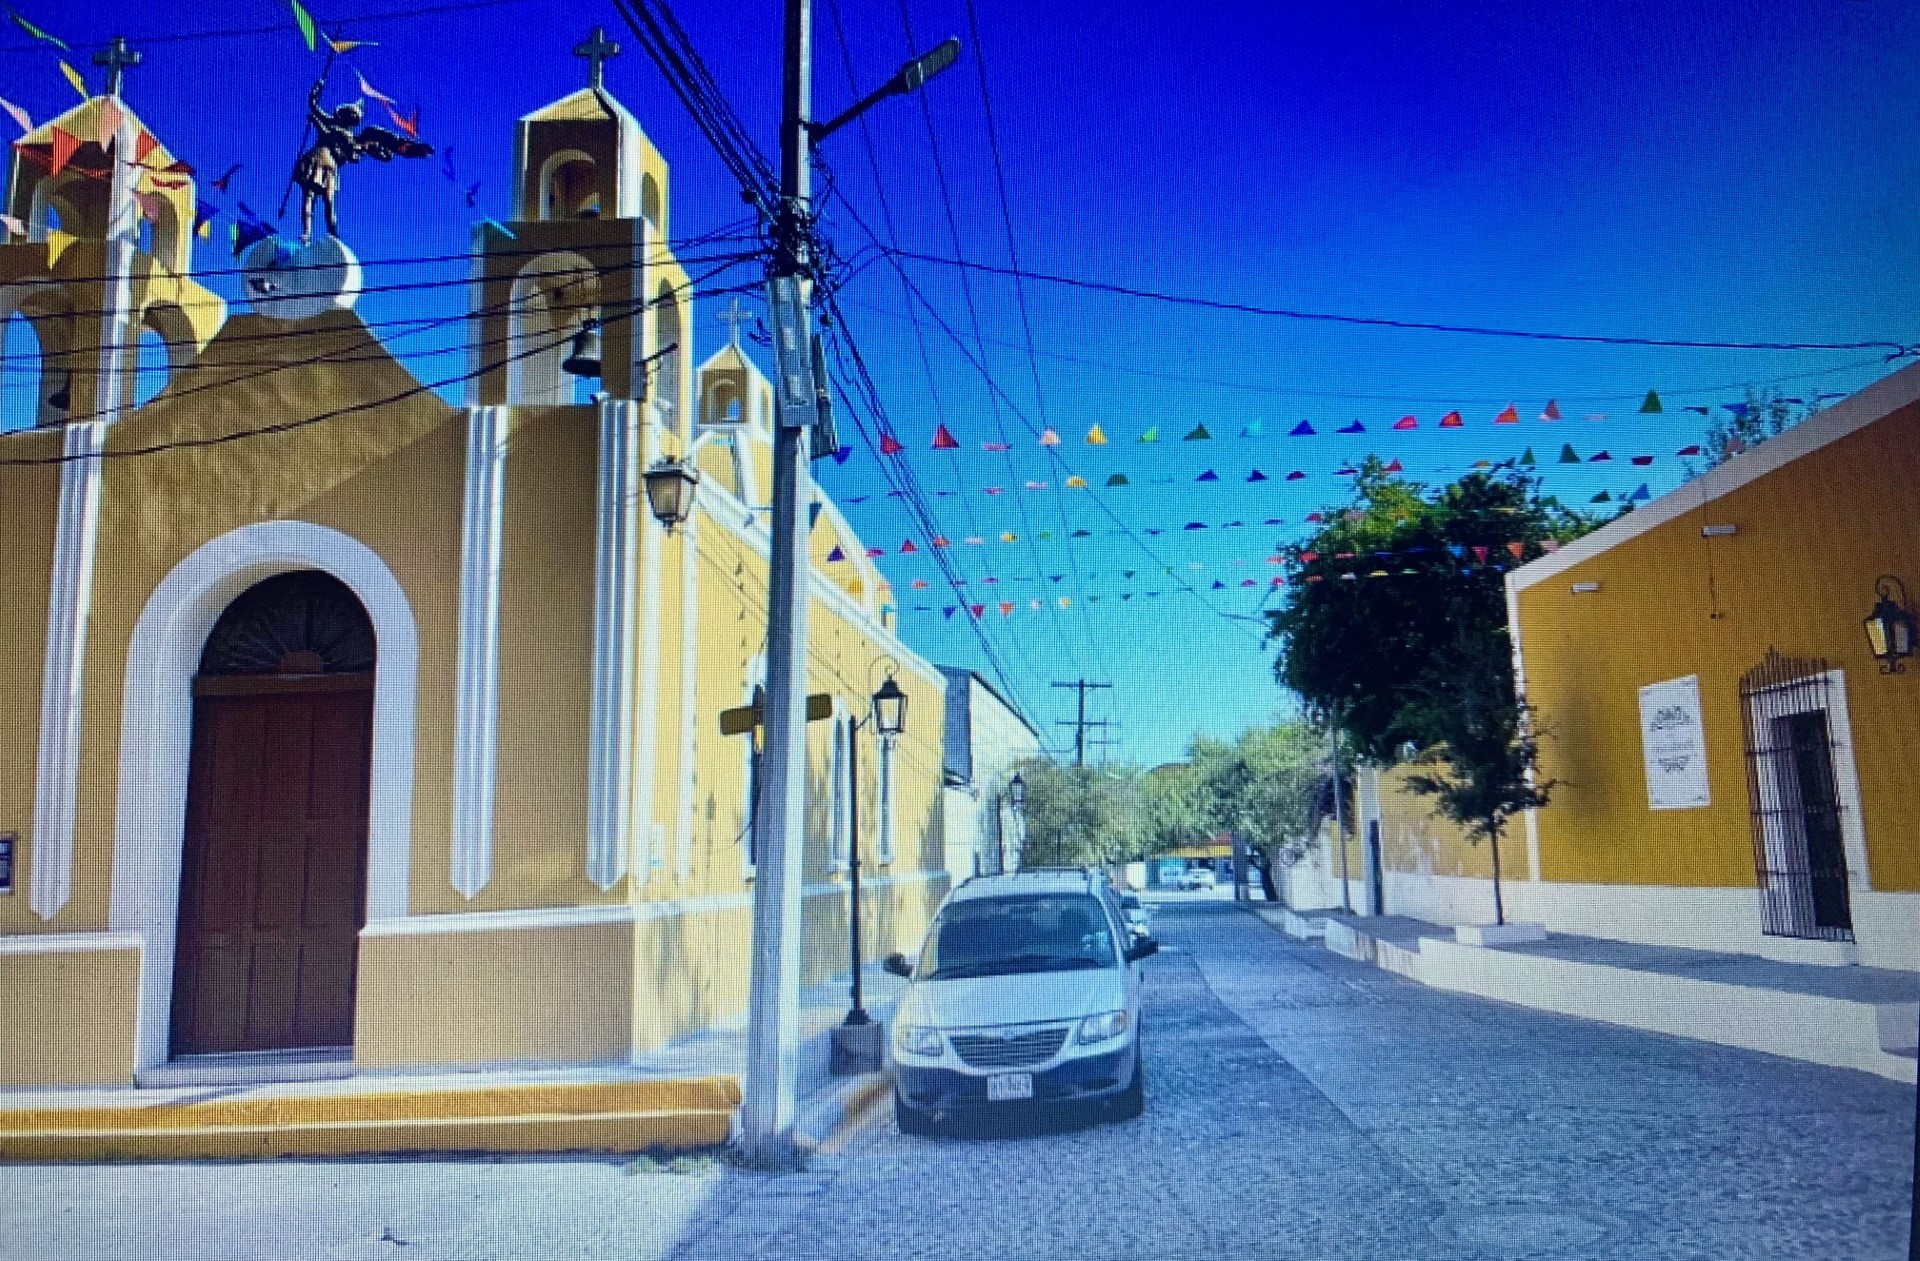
xmin=877 ymin=735 xmax=896 ymax=865
xmin=829 ymin=705 xmax=850 ymax=871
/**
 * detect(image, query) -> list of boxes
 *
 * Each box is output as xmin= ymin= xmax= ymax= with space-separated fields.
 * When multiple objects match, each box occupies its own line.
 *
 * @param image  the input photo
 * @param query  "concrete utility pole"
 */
xmin=737 ymin=0 xmax=818 ymax=1167
xmin=738 ymin=0 xmax=961 ymax=1167
xmin=1052 ymin=679 xmax=1112 ymax=768
xmin=1331 ymin=722 xmax=1351 ymax=914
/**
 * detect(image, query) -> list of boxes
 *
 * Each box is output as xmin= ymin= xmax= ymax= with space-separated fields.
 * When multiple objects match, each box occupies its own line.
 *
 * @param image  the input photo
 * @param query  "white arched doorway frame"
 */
xmin=109 ymin=520 xmax=419 ymax=1071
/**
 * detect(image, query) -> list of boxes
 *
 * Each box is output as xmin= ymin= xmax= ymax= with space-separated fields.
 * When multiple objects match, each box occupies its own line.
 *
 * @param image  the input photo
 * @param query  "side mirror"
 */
xmin=1124 ymin=937 xmax=1159 ymax=963
xmin=882 ymin=952 xmax=914 ymax=978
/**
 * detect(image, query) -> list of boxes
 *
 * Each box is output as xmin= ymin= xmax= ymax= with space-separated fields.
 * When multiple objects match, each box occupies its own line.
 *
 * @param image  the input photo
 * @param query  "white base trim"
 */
xmin=0 ymin=930 xmax=143 ymax=956
xmin=1455 ymin=921 xmax=1547 ymax=947
xmin=1373 ymin=870 xmax=1920 ymax=971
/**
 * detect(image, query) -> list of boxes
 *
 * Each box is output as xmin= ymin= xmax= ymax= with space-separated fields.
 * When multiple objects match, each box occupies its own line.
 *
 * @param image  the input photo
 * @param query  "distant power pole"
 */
xmin=1053 ymin=680 xmax=1112 ymax=768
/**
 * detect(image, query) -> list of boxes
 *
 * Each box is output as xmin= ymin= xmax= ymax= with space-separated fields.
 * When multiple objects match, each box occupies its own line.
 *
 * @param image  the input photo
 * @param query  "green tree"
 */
xmin=1009 ymin=757 xmax=1141 ymax=867
xmin=1683 ymin=388 xmax=1821 ymax=477
xmin=1266 ymin=461 xmax=1592 ymax=921
xmin=1188 ymin=723 xmax=1326 ymax=901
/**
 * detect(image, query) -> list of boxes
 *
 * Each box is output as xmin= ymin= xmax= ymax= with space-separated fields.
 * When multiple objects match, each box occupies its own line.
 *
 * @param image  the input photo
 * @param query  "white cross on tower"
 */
xmin=573 ymin=26 xmax=620 ymax=90
xmin=717 ymin=298 xmax=753 ymax=349
xmin=93 ymin=35 xmax=141 ymax=98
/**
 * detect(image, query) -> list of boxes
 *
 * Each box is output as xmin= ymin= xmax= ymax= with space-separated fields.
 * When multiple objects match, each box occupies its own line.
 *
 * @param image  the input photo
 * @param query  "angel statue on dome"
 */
xmin=291 ymin=73 xmax=433 ymax=243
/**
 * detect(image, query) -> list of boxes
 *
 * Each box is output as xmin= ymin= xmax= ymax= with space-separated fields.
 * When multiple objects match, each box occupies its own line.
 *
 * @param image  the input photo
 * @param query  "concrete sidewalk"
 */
xmin=0 ymin=964 xmax=905 ymax=1161
xmin=1252 ymin=904 xmax=1920 ymax=1082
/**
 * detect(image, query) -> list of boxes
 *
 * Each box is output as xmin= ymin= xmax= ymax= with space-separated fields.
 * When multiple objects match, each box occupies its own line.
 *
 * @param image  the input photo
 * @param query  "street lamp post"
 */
xmin=829 ymin=674 xmax=907 ymax=1075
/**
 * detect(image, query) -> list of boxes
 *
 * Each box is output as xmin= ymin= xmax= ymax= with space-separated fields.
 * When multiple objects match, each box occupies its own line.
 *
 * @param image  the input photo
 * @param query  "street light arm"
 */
xmin=806 ymin=36 xmax=961 ymax=142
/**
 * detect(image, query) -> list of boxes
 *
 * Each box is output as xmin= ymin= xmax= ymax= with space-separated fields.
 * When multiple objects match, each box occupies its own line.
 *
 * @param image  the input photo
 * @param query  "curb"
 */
xmin=793 ymin=1072 xmax=891 ymax=1153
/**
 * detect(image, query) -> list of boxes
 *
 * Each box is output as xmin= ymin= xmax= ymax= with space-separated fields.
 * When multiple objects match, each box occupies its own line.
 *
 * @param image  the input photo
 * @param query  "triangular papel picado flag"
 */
xmin=1086 ymin=424 xmax=1108 ymax=445
xmin=1240 ymin=422 xmax=1263 ymax=437
xmin=48 ymin=127 xmax=81 ymax=178
xmin=1392 ymin=415 xmax=1418 ymax=431
xmin=1184 ymin=424 xmax=1211 ymax=441
xmin=1631 ymin=455 xmax=1654 ymax=466
xmin=1675 ymin=444 xmax=1702 ymax=457
xmin=1065 ymin=475 xmax=1087 ymax=488
xmin=1558 ymin=444 xmax=1581 ymax=464
xmin=1507 ymin=542 xmax=1525 ymax=560
xmin=931 ymin=423 xmax=958 ymax=450
xmin=1038 ymin=428 xmax=1061 ymax=446
xmin=1494 ymin=404 xmax=1520 ymax=425
xmin=1383 ymin=458 xmax=1405 ymax=473
xmin=866 ymin=547 xmax=885 ymax=557
xmin=833 ymin=445 xmax=852 ymax=464
xmin=827 ymin=545 xmax=846 ymax=562
xmin=1630 ymin=483 xmax=1652 ymax=501
xmin=1590 ymin=490 xmax=1611 ymax=503
xmin=1438 ymin=410 xmax=1464 ymax=428
xmin=1138 ymin=427 xmax=1158 ymax=443
xmin=1333 ymin=420 xmax=1362 ymax=434
xmin=1247 ymin=469 xmax=1268 ymax=482
xmin=1196 ymin=469 xmax=1218 ymax=482
xmin=899 ymin=540 xmax=917 ymax=554
xmin=1106 ymin=473 xmax=1129 ymax=486
xmin=1290 ymin=420 xmax=1317 ymax=437
xmin=879 ymin=432 xmax=905 ymax=455
xmin=1519 ymin=447 xmax=1537 ymax=466
xmin=1588 ymin=450 xmax=1612 ymax=462
xmin=1285 ymin=470 xmax=1305 ymax=481
xmin=1540 ymin=399 xmax=1563 ymax=420
xmin=1640 ymin=389 xmax=1663 ymax=414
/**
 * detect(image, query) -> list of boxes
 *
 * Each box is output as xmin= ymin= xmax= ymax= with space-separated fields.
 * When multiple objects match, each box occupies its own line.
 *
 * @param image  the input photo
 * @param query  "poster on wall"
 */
xmin=1639 ymin=675 xmax=1711 ymax=810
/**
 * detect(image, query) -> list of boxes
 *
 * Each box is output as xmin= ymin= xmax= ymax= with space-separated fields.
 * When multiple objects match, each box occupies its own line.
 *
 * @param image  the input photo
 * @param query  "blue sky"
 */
xmin=5 ymin=0 xmax=1915 ymax=764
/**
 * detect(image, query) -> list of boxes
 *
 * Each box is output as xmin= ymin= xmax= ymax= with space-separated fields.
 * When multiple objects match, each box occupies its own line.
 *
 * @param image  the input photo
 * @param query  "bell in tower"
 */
xmin=468 ymin=29 xmax=692 ymax=424
xmin=0 ymin=43 xmax=223 ymax=428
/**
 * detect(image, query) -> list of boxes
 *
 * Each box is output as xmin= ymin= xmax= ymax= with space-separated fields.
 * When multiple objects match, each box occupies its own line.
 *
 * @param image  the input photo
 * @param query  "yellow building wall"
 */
xmin=1369 ymin=764 xmax=1502 ymax=881
xmin=41 ymin=310 xmax=465 ymax=935
xmin=0 ymin=943 xmax=138 ymax=1086
xmin=1517 ymin=399 xmax=1920 ymax=893
xmin=356 ymin=920 xmax=635 ymax=1070
xmin=0 ymin=430 xmax=60 ymax=937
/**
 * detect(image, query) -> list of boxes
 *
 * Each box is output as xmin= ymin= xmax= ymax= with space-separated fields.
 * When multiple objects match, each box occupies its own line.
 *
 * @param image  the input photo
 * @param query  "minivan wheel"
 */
xmin=1111 ymin=1047 xmax=1145 ymax=1120
xmin=895 ymin=1089 xmax=937 ymax=1136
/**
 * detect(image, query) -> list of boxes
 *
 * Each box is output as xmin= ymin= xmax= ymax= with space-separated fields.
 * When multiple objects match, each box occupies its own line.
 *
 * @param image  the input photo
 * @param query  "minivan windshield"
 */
xmin=915 ymin=894 xmax=1119 ymax=980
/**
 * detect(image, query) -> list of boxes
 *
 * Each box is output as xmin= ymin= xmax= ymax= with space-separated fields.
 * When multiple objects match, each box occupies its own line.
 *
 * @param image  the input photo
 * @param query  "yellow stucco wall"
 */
xmin=1517 ymin=399 xmax=1920 ymax=893
xmin=0 ymin=430 xmax=59 ymax=937
xmin=1369 ymin=764 xmax=1502 ymax=881
xmin=0 ymin=944 xmax=139 ymax=1085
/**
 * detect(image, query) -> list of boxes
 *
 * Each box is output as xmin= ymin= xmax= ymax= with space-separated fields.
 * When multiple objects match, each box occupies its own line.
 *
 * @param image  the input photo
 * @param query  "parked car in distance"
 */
xmin=1119 ymin=892 xmax=1150 ymax=939
xmin=1178 ymin=868 xmax=1217 ymax=891
xmin=885 ymin=869 xmax=1157 ymax=1134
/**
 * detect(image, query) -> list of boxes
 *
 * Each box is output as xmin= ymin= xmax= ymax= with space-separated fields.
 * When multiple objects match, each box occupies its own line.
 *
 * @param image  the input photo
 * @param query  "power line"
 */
xmin=0 ymin=0 xmax=541 ymax=54
xmin=1053 ymin=678 xmax=1112 ymax=768
xmin=882 ymin=248 xmax=1918 ymax=358
xmin=0 ymin=267 xmax=756 ymax=465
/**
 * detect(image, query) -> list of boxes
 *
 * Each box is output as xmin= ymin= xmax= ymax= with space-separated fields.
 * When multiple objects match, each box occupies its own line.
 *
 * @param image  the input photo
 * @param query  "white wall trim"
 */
xmin=1512 ymin=360 xmax=1920 ymax=592
xmin=630 ymin=403 xmax=669 ymax=884
xmin=0 ymin=929 xmax=143 ymax=956
xmin=449 ymin=405 xmax=509 ymax=900
xmin=356 ymin=870 xmax=948 ymax=939
xmin=586 ymin=398 xmax=642 ymax=890
xmin=30 ymin=418 xmax=108 ymax=919
xmin=109 ymin=520 xmax=420 ymax=1072
xmin=675 ymin=493 xmax=699 ymax=881
xmin=1504 ymin=576 xmax=1542 ymax=881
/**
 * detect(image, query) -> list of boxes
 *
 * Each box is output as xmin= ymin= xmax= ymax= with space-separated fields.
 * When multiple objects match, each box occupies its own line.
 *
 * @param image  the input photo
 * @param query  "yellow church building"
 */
xmin=1336 ymin=362 xmax=1919 ymax=973
xmin=0 ymin=72 xmax=952 ymax=1089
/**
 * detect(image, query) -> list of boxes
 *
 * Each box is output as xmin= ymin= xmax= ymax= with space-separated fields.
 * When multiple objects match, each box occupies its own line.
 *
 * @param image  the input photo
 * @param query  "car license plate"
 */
xmin=986 ymin=1072 xmax=1033 ymax=1101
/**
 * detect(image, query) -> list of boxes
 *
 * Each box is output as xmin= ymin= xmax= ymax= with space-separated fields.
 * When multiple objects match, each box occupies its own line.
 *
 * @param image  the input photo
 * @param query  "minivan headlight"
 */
xmin=893 ymin=1024 xmax=945 ymax=1058
xmin=1077 ymin=1010 xmax=1130 ymax=1045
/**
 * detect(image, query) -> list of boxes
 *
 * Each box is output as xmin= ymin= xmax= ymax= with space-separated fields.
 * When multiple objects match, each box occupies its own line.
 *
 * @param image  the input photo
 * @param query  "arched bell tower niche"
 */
xmin=0 ymin=86 xmax=223 ymax=430
xmin=469 ymin=33 xmax=686 ymax=423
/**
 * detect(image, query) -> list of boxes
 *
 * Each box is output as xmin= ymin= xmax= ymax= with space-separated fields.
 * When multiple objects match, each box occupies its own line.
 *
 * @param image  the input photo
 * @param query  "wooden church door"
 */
xmin=169 ymin=572 xmax=377 ymax=1058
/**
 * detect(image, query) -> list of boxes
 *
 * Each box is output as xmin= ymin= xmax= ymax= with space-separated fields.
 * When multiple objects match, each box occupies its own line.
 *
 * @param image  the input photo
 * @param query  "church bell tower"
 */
xmin=0 ymin=46 xmax=223 ymax=429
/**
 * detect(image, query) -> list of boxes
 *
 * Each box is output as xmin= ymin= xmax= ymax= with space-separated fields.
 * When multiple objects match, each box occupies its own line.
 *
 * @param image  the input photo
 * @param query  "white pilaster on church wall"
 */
xmin=96 ymin=110 xmax=140 ymax=420
xmin=450 ymin=405 xmax=509 ymax=899
xmin=30 ymin=419 xmax=109 ymax=919
xmin=587 ymin=398 xmax=643 ymax=889
xmin=675 ymin=472 xmax=701 ymax=880
xmin=630 ymin=400 xmax=669 ymax=882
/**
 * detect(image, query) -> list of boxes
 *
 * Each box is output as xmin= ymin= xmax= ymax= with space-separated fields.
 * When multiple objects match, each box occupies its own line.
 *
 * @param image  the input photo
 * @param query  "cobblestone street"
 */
xmin=3 ymin=899 xmax=1911 ymax=1260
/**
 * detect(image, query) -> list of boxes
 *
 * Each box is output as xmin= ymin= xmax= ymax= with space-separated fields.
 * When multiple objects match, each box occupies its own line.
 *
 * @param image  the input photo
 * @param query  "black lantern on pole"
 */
xmin=871 ymin=674 xmax=908 ymax=737
xmin=642 ymin=458 xmax=700 ymax=533
xmin=1008 ymin=772 xmax=1026 ymax=811
xmin=1865 ymin=576 xmax=1917 ymax=674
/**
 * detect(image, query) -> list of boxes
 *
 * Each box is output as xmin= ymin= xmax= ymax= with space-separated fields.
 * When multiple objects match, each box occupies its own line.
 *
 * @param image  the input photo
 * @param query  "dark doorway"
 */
xmin=1782 ymin=710 xmax=1852 ymax=932
xmin=1366 ymin=821 xmax=1385 ymax=917
xmin=169 ymin=572 xmax=376 ymax=1058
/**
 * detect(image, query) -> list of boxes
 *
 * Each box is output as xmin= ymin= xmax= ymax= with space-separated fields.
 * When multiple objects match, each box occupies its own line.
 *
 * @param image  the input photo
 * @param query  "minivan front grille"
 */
xmin=949 ymin=1025 xmax=1070 ymax=1069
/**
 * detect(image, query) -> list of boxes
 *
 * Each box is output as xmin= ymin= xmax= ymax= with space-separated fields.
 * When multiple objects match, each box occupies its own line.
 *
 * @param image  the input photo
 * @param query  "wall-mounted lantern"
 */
xmin=1865 ymin=575 xmax=1917 ymax=674
xmin=642 ymin=457 xmax=701 ymax=533
xmin=871 ymin=674 xmax=908 ymax=739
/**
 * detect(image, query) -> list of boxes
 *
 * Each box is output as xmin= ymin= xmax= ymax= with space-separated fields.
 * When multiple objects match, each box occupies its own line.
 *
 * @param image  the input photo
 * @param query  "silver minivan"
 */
xmin=884 ymin=869 xmax=1157 ymax=1133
